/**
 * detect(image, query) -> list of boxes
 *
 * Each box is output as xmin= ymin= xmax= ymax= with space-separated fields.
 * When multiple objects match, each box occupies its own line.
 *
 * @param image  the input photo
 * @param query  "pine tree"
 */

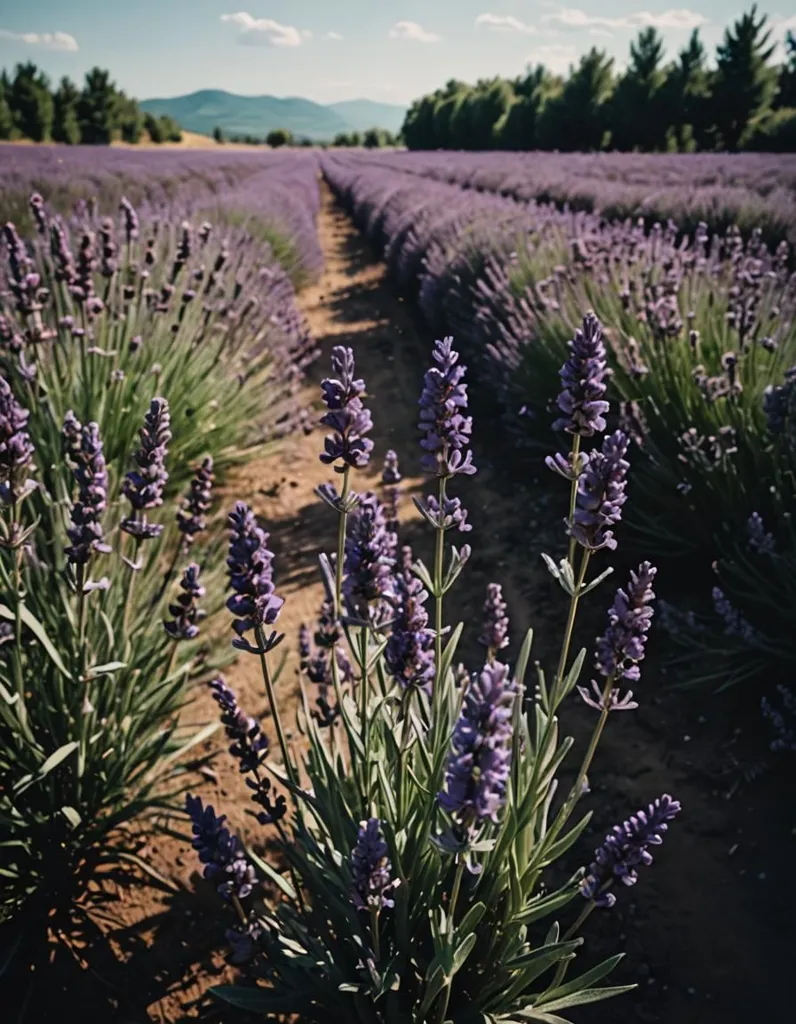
xmin=537 ymin=48 xmax=614 ymax=151
xmin=712 ymin=4 xmax=777 ymax=150
xmin=52 ymin=77 xmax=81 ymax=144
xmin=9 ymin=62 xmax=54 ymax=142
xmin=611 ymin=28 xmax=667 ymax=151
xmin=78 ymin=67 xmax=119 ymax=144
xmin=0 ymin=72 xmax=14 ymax=140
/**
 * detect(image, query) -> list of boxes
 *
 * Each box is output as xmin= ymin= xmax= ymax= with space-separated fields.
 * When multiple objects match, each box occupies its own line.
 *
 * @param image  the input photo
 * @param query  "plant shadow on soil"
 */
xmin=5 ymin=184 xmax=794 ymax=1023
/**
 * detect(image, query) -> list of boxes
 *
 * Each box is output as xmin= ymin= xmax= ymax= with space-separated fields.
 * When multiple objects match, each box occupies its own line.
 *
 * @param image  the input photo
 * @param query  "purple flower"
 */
xmin=29 ymin=193 xmax=47 ymax=235
xmin=0 ymin=375 xmax=35 ymax=505
xmin=65 ymin=421 xmax=111 ymax=566
xmin=185 ymin=794 xmax=256 ymax=902
xmin=381 ymin=450 xmax=401 ymax=532
xmin=553 ymin=312 xmax=610 ymax=437
xmin=343 ymin=492 xmax=396 ymax=615
xmin=384 ymin=564 xmax=435 ymax=690
xmin=439 ymin=661 xmax=517 ymax=826
xmin=418 ymin=336 xmax=476 ymax=478
xmin=2 ymin=223 xmax=41 ymax=318
xmin=121 ymin=398 xmax=171 ymax=539
xmin=99 ymin=217 xmax=117 ymax=277
xmin=479 ymin=583 xmax=510 ymax=654
xmin=119 ymin=197 xmax=139 ymax=243
xmin=350 ymin=818 xmax=396 ymax=912
xmin=712 ymin=586 xmax=759 ymax=644
xmin=177 ymin=456 xmax=214 ymax=548
xmin=226 ymin=502 xmax=284 ymax=645
xmin=50 ymin=218 xmax=76 ymax=286
xmin=71 ymin=230 xmax=97 ymax=305
xmin=225 ymin=922 xmax=263 ymax=965
xmin=569 ymin=430 xmax=630 ymax=552
xmin=763 ymin=365 xmax=796 ymax=437
xmin=580 ymin=794 xmax=681 ymax=908
xmin=164 ymin=563 xmax=205 ymax=641
xmin=423 ymin=493 xmax=471 ymax=533
xmin=319 ymin=346 xmax=374 ymax=471
xmin=381 ymin=449 xmax=401 ymax=485
xmin=747 ymin=512 xmax=775 ymax=555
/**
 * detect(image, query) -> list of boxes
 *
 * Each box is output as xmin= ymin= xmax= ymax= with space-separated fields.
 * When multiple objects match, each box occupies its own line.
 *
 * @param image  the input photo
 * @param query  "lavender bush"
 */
xmin=188 ymin=327 xmax=680 ymax=1022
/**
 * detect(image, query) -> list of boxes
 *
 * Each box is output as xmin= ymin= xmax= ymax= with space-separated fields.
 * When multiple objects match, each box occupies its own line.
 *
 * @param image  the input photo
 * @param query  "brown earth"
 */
xmin=11 ymin=185 xmax=795 ymax=1023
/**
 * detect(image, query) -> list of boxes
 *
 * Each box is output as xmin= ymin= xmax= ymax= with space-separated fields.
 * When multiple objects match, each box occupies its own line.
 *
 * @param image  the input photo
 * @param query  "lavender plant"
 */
xmin=188 ymin=323 xmax=680 ymax=1023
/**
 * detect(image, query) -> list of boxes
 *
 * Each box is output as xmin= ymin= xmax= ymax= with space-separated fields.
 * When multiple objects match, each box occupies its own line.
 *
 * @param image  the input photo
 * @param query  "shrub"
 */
xmin=266 ymin=129 xmax=293 ymax=149
xmin=186 ymin=330 xmax=681 ymax=1022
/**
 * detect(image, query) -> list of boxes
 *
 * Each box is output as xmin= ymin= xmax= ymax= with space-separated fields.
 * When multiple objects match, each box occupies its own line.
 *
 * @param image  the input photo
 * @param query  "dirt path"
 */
xmin=18 ymin=185 xmax=794 ymax=1024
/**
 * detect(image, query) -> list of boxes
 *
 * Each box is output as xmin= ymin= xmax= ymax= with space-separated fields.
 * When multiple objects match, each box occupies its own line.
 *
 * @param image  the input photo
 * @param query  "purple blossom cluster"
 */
xmin=381 ymin=450 xmax=401 ymax=532
xmin=384 ymin=559 xmax=435 ymax=690
xmin=299 ymin=598 xmax=350 ymax=725
xmin=343 ymin=492 xmax=396 ymax=616
xmin=350 ymin=818 xmax=396 ymax=912
xmin=580 ymin=794 xmax=681 ymax=908
xmin=64 ymin=419 xmax=111 ymax=567
xmin=164 ymin=563 xmax=205 ymax=641
xmin=226 ymin=501 xmax=284 ymax=648
xmin=553 ymin=313 xmax=610 ymax=437
xmin=439 ymin=661 xmax=517 ymax=827
xmin=177 ymin=456 xmax=214 ymax=549
xmin=185 ymin=794 xmax=257 ymax=903
xmin=479 ymin=583 xmax=510 ymax=655
xmin=121 ymin=398 xmax=171 ymax=540
xmin=418 ymin=336 xmax=476 ymax=479
xmin=320 ymin=346 xmax=373 ymax=471
xmin=569 ymin=431 xmax=630 ymax=552
xmin=0 ymin=375 xmax=35 ymax=505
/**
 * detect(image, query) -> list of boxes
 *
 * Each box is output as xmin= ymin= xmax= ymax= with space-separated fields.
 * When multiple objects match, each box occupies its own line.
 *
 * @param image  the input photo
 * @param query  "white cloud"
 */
xmin=588 ymin=28 xmax=614 ymax=38
xmin=220 ymin=12 xmax=304 ymax=47
xmin=543 ymin=7 xmax=709 ymax=31
xmin=526 ymin=42 xmax=578 ymax=73
xmin=0 ymin=29 xmax=78 ymax=51
xmin=388 ymin=21 xmax=440 ymax=43
xmin=475 ymin=14 xmax=537 ymax=35
xmin=327 ymin=31 xmax=343 ymax=40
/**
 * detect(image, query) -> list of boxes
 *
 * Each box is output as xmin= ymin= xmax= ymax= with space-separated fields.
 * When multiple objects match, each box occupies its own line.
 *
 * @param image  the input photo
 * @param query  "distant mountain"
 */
xmin=140 ymin=89 xmax=406 ymax=140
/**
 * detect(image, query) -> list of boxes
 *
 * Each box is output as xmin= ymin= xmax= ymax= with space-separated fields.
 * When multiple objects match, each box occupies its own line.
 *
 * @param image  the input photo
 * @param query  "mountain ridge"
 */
xmin=140 ymin=89 xmax=406 ymax=140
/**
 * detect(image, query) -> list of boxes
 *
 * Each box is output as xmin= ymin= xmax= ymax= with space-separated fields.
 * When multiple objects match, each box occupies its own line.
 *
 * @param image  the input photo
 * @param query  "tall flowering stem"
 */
xmin=418 ymin=337 xmax=476 ymax=721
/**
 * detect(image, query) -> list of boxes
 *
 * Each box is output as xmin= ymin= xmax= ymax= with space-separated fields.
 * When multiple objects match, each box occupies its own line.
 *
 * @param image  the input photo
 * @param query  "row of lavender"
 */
xmin=346 ymin=149 xmax=796 ymax=251
xmin=0 ymin=146 xmax=323 ymax=285
xmin=322 ymin=151 xmax=795 ymax=713
xmin=180 ymin=336 xmax=680 ymax=1022
xmin=0 ymin=160 xmax=321 ymax=924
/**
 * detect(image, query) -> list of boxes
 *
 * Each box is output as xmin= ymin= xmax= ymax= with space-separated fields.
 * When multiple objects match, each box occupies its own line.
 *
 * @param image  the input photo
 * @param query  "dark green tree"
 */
xmin=711 ymin=4 xmax=777 ymax=150
xmin=115 ymin=92 xmax=144 ymax=143
xmin=9 ymin=62 xmax=54 ymax=142
xmin=266 ymin=128 xmax=292 ymax=147
xmin=537 ymin=48 xmax=614 ymax=151
xmin=777 ymin=30 xmax=796 ymax=108
xmin=468 ymin=78 xmax=515 ymax=149
xmin=497 ymin=66 xmax=560 ymax=150
xmin=402 ymin=94 xmax=439 ymax=149
xmin=213 ymin=124 xmax=225 ymax=144
xmin=611 ymin=28 xmax=667 ymax=150
xmin=363 ymin=127 xmax=384 ymax=148
xmin=52 ymin=77 xmax=81 ymax=144
xmin=0 ymin=72 xmax=15 ymax=140
xmin=661 ymin=30 xmax=712 ymax=151
xmin=78 ymin=67 xmax=119 ymax=144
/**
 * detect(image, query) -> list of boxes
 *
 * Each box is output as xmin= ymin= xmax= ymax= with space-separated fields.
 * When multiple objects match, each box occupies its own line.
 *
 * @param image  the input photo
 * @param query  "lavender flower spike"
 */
xmin=580 ymin=794 xmax=681 ymax=908
xmin=164 ymin=563 xmax=205 ymax=641
xmin=381 ymin=449 xmax=401 ymax=532
xmin=418 ymin=336 xmax=476 ymax=478
xmin=177 ymin=456 xmax=214 ymax=548
xmin=479 ymin=583 xmax=510 ymax=654
xmin=185 ymin=794 xmax=256 ymax=903
xmin=319 ymin=345 xmax=374 ymax=471
xmin=554 ymin=312 xmax=610 ymax=437
xmin=227 ymin=502 xmax=284 ymax=648
xmin=0 ymin=375 xmax=35 ymax=505
xmin=439 ymin=661 xmax=517 ymax=826
xmin=343 ymin=492 xmax=396 ymax=616
xmin=382 ymin=449 xmax=401 ymax=485
xmin=350 ymin=818 xmax=396 ymax=912
xmin=569 ymin=430 xmax=630 ymax=552
xmin=384 ymin=567 xmax=435 ymax=690
xmin=65 ymin=421 xmax=111 ymax=566
xmin=121 ymin=398 xmax=171 ymax=539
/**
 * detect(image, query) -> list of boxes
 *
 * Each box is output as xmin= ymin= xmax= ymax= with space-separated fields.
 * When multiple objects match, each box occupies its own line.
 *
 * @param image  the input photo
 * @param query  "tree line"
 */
xmin=0 ymin=63 xmax=182 ymax=145
xmin=403 ymin=6 xmax=796 ymax=152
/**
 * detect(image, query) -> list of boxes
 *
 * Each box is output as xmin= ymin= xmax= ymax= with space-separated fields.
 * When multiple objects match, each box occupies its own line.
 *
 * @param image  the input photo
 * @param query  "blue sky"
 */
xmin=1 ymin=2 xmax=794 ymax=106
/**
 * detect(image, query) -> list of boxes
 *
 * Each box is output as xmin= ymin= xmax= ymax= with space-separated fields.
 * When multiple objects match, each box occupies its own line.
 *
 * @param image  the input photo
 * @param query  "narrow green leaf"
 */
xmin=452 ymin=931 xmax=477 ymax=974
xmin=440 ymin=621 xmax=464 ymax=683
xmin=455 ymin=901 xmax=486 ymax=938
xmin=536 ymin=953 xmax=625 ymax=1004
xmin=61 ymin=806 xmax=81 ymax=829
xmin=211 ymin=984 xmax=300 ymax=1013
xmin=514 ymin=629 xmax=534 ymax=690
xmin=539 ymin=813 xmax=592 ymax=866
xmin=248 ymin=847 xmax=297 ymax=901
xmin=86 ymin=661 xmax=127 ymax=678
xmin=0 ymin=603 xmax=72 ymax=678
xmin=536 ymin=985 xmax=636 ymax=1011
xmin=39 ymin=742 xmax=79 ymax=778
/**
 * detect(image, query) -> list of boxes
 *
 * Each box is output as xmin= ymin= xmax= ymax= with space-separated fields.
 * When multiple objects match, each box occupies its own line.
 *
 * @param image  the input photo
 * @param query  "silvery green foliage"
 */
xmin=195 ymin=329 xmax=679 ymax=1023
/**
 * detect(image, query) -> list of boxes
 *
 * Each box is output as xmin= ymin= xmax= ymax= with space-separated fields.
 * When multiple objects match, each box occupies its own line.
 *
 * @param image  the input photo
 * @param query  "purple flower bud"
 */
xmin=0 ymin=375 xmax=35 ymax=505
xmin=29 ymin=193 xmax=47 ymax=235
xmin=164 ymin=563 xmax=205 ymax=641
xmin=423 ymin=493 xmax=471 ymax=533
xmin=119 ymin=197 xmax=139 ymax=243
xmin=177 ymin=456 xmax=214 ymax=548
xmin=381 ymin=449 xmax=401 ymax=532
xmin=747 ymin=512 xmax=775 ymax=555
xmin=381 ymin=449 xmax=401 ymax=485
xmin=385 ymin=564 xmax=435 ymax=690
xmin=439 ymin=661 xmax=517 ymax=826
xmin=569 ymin=430 xmax=630 ymax=552
xmin=50 ymin=218 xmax=76 ymax=286
xmin=580 ymin=794 xmax=681 ymax=908
xmin=343 ymin=492 xmax=396 ymax=615
xmin=763 ymin=365 xmax=796 ymax=437
xmin=350 ymin=818 xmax=396 ymax=912
xmin=553 ymin=312 xmax=610 ymax=437
xmin=418 ymin=336 xmax=476 ymax=478
xmin=479 ymin=583 xmax=510 ymax=653
xmin=99 ymin=217 xmax=117 ymax=277
xmin=319 ymin=346 xmax=374 ymax=471
xmin=121 ymin=398 xmax=171 ymax=539
xmin=226 ymin=502 xmax=284 ymax=642
xmin=65 ymin=421 xmax=111 ymax=566
xmin=185 ymin=794 xmax=256 ymax=902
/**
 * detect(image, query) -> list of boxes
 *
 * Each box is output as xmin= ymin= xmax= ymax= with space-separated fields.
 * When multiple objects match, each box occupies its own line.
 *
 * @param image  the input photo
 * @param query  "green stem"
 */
xmin=548 ymin=900 xmax=597 ymax=992
xmin=255 ymin=626 xmax=297 ymax=788
xmin=551 ymin=552 xmax=590 ymax=704
xmin=432 ymin=476 xmax=447 ymax=731
xmin=435 ymin=856 xmax=466 ymax=1024
xmin=122 ymin=537 xmax=142 ymax=642
xmin=370 ymin=906 xmax=381 ymax=962
xmin=566 ymin=434 xmax=581 ymax=568
xmin=335 ymin=466 xmax=351 ymax=620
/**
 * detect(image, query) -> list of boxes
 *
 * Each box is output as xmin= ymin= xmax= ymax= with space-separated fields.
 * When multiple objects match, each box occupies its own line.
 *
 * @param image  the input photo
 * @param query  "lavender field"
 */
xmin=0 ymin=142 xmax=794 ymax=1024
